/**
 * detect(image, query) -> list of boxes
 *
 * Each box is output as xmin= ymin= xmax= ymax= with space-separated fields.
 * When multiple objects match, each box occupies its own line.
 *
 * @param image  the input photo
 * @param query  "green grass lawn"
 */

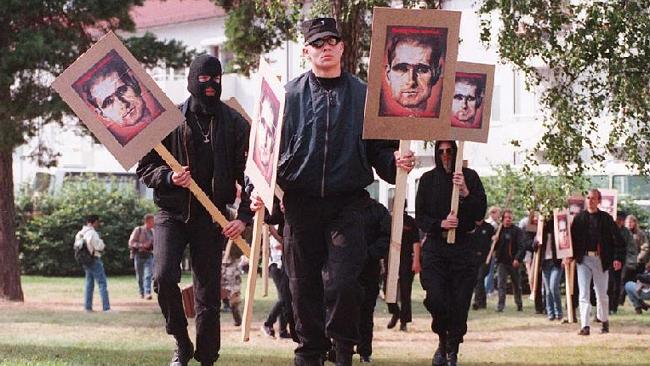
xmin=0 ymin=274 xmax=649 ymax=365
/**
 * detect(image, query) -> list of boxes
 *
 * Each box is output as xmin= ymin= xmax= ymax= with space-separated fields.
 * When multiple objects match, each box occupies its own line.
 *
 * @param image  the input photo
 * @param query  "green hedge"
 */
xmin=16 ymin=177 xmax=156 ymax=276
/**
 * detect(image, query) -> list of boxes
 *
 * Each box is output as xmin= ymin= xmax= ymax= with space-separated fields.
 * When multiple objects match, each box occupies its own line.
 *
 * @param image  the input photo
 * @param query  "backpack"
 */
xmin=74 ymin=235 xmax=95 ymax=266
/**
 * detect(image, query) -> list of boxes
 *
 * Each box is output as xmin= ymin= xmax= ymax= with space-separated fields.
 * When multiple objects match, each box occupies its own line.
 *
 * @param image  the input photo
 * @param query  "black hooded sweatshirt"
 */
xmin=415 ymin=141 xmax=487 ymax=247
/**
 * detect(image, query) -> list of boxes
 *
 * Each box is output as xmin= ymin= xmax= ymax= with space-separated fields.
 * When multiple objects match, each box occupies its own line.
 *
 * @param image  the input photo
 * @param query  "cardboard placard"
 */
xmin=597 ymin=189 xmax=618 ymax=219
xmin=363 ymin=8 xmax=461 ymax=140
xmin=449 ymin=62 xmax=495 ymax=143
xmin=567 ymin=195 xmax=585 ymax=216
xmin=52 ymin=32 xmax=184 ymax=170
xmin=244 ymin=59 xmax=286 ymax=213
xmin=553 ymin=208 xmax=574 ymax=259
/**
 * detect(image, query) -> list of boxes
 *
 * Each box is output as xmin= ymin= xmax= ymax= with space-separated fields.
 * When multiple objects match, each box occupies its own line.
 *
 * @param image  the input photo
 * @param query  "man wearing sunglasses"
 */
xmin=415 ymin=141 xmax=487 ymax=366
xmin=251 ymin=18 xmax=415 ymax=366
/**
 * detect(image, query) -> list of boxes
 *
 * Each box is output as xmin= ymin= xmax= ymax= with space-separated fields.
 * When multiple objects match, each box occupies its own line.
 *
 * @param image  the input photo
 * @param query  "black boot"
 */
xmin=232 ymin=306 xmax=242 ymax=326
xmin=446 ymin=340 xmax=459 ymax=366
xmin=334 ymin=341 xmax=353 ymax=366
xmin=432 ymin=336 xmax=447 ymax=366
xmin=387 ymin=313 xmax=399 ymax=329
xmin=170 ymin=334 xmax=194 ymax=366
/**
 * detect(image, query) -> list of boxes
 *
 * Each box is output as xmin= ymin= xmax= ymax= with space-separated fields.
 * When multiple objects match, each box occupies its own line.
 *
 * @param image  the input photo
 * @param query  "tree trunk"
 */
xmin=0 ymin=149 xmax=24 ymax=302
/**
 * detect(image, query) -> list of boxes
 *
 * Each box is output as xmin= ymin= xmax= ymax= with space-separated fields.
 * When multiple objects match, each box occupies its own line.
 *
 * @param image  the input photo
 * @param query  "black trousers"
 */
xmin=283 ymin=192 xmax=367 ymax=360
xmin=472 ymin=261 xmax=489 ymax=308
xmin=420 ymin=238 xmax=478 ymax=346
xmin=386 ymin=267 xmax=414 ymax=324
xmin=608 ymin=268 xmax=622 ymax=312
xmin=358 ymin=257 xmax=381 ymax=358
xmin=497 ymin=263 xmax=522 ymax=310
xmin=265 ymin=263 xmax=290 ymax=333
xmin=153 ymin=211 xmax=224 ymax=363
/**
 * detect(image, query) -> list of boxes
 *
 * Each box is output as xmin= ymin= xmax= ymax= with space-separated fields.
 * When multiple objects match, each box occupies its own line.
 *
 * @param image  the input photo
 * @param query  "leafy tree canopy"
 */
xmin=478 ymin=0 xmax=650 ymax=177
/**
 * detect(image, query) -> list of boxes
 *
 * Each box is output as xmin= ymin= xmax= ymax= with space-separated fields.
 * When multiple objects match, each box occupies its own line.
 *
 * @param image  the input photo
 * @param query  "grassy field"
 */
xmin=0 ymin=274 xmax=649 ymax=366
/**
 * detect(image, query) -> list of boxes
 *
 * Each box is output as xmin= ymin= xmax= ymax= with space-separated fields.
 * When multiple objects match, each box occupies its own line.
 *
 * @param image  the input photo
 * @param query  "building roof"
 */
xmin=130 ymin=0 xmax=225 ymax=29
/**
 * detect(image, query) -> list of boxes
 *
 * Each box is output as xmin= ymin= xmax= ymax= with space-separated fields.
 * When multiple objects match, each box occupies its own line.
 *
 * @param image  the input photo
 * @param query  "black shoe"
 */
xmin=399 ymin=323 xmax=408 ymax=332
xmin=601 ymin=321 xmax=609 ymax=334
xmin=495 ymin=308 xmax=503 ymax=313
xmin=593 ymin=316 xmax=602 ymax=323
xmin=432 ymin=337 xmax=447 ymax=366
xmin=335 ymin=351 xmax=352 ymax=366
xmin=387 ymin=313 xmax=399 ymax=329
xmin=360 ymin=355 xmax=372 ymax=363
xmin=261 ymin=324 xmax=275 ymax=338
xmin=200 ymin=362 xmax=213 ymax=366
xmin=517 ymin=305 xmax=523 ymax=312
xmin=471 ymin=303 xmax=479 ymax=310
xmin=635 ymin=307 xmax=643 ymax=314
xmin=279 ymin=331 xmax=292 ymax=339
xmin=169 ymin=337 xmax=194 ymax=366
xmin=294 ymin=356 xmax=324 ymax=366
xmin=232 ymin=307 xmax=242 ymax=326
xmin=640 ymin=301 xmax=649 ymax=311
xmin=578 ymin=326 xmax=590 ymax=336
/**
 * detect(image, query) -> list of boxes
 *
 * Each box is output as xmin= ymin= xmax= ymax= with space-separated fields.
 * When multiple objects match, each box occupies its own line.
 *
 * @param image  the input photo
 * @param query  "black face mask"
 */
xmin=187 ymin=54 xmax=222 ymax=115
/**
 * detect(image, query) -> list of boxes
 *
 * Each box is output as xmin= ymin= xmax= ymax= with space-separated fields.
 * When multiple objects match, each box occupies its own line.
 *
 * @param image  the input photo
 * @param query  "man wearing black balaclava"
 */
xmin=137 ymin=54 xmax=252 ymax=366
xmin=415 ymin=140 xmax=486 ymax=366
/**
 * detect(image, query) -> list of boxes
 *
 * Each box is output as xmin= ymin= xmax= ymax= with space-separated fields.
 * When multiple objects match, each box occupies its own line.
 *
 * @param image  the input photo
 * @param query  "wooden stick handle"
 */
xmin=447 ymin=141 xmax=465 ymax=244
xmin=241 ymin=209 xmax=264 ymax=342
xmin=222 ymin=239 xmax=233 ymax=264
xmin=386 ymin=140 xmax=411 ymax=304
xmin=262 ymin=224 xmax=270 ymax=297
xmin=154 ymin=144 xmax=251 ymax=257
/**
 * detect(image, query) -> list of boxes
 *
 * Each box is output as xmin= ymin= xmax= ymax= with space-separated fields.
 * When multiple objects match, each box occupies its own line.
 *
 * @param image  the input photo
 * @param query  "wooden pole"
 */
xmin=222 ymin=239 xmax=233 ymax=264
xmin=385 ymin=140 xmax=411 ymax=304
xmin=241 ymin=209 xmax=264 ymax=342
xmin=447 ymin=141 xmax=465 ymax=244
xmin=261 ymin=224 xmax=270 ymax=297
xmin=484 ymin=191 xmax=513 ymax=265
xmin=566 ymin=260 xmax=576 ymax=323
xmin=530 ymin=214 xmax=543 ymax=302
xmin=153 ymin=144 xmax=251 ymax=257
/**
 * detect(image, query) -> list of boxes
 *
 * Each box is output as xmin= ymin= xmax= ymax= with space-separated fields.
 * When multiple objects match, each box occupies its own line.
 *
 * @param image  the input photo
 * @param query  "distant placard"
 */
xmin=553 ymin=208 xmax=574 ymax=259
xmin=597 ymin=189 xmax=618 ymax=219
xmin=449 ymin=62 xmax=495 ymax=143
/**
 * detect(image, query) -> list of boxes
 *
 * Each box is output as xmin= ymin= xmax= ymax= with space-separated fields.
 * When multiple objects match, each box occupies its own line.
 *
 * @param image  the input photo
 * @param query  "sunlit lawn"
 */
xmin=0 ymin=274 xmax=649 ymax=365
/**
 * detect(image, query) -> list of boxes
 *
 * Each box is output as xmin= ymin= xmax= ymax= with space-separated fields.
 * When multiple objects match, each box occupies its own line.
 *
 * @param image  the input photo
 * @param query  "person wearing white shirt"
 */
xmin=75 ymin=214 xmax=110 ymax=312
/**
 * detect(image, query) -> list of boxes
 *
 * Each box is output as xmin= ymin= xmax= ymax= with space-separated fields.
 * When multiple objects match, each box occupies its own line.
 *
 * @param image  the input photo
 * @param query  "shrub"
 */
xmin=16 ymin=176 xmax=156 ymax=276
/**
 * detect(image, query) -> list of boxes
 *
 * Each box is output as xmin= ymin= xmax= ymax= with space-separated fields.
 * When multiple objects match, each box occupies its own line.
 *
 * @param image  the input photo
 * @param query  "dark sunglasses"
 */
xmin=438 ymin=148 xmax=453 ymax=155
xmin=309 ymin=37 xmax=341 ymax=48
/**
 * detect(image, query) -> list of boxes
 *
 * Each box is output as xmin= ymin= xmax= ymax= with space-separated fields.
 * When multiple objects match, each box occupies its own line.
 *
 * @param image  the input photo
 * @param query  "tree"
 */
xmin=0 ymin=1 xmax=195 ymax=301
xmin=216 ymin=0 xmax=445 ymax=78
xmin=478 ymin=1 xmax=650 ymax=177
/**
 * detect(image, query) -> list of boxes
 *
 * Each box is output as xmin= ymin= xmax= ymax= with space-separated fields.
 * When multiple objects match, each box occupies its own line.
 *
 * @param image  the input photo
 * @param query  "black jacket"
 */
xmin=277 ymin=71 xmax=397 ymax=198
xmin=570 ymin=209 xmax=625 ymax=271
xmin=415 ymin=141 xmax=487 ymax=246
xmin=360 ymin=193 xmax=392 ymax=261
xmin=494 ymin=225 xmax=526 ymax=264
xmin=472 ymin=221 xmax=495 ymax=264
xmin=136 ymin=98 xmax=253 ymax=223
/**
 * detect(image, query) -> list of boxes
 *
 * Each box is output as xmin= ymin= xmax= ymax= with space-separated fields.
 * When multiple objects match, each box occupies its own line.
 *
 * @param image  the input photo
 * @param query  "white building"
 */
xmin=21 ymin=0 xmax=631 ymax=208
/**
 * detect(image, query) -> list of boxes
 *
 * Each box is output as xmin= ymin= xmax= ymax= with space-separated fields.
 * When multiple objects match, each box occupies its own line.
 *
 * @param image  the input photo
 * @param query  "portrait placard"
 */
xmin=364 ymin=7 xmax=461 ymax=140
xmin=597 ymin=189 xmax=618 ymax=219
xmin=52 ymin=32 xmax=184 ymax=170
xmin=567 ymin=195 xmax=585 ymax=216
xmin=553 ymin=208 xmax=574 ymax=259
xmin=245 ymin=60 xmax=285 ymax=213
xmin=449 ymin=62 xmax=494 ymax=143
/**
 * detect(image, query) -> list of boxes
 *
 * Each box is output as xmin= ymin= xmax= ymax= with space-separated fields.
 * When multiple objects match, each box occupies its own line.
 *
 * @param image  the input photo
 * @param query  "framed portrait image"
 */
xmin=363 ymin=8 xmax=461 ymax=140
xmin=597 ymin=189 xmax=618 ymax=219
xmin=567 ymin=195 xmax=585 ymax=216
xmin=52 ymin=32 xmax=184 ymax=170
xmin=245 ymin=60 xmax=285 ymax=213
xmin=449 ymin=62 xmax=495 ymax=143
xmin=553 ymin=208 xmax=574 ymax=259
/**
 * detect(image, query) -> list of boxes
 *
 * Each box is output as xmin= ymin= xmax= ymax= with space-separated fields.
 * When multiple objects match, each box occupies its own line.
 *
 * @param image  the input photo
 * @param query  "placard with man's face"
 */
xmin=567 ymin=195 xmax=585 ymax=216
xmin=245 ymin=60 xmax=285 ymax=213
xmin=597 ymin=189 xmax=618 ymax=219
xmin=553 ymin=208 xmax=574 ymax=259
xmin=449 ymin=62 xmax=494 ymax=143
xmin=364 ymin=8 xmax=460 ymax=140
xmin=52 ymin=32 xmax=184 ymax=170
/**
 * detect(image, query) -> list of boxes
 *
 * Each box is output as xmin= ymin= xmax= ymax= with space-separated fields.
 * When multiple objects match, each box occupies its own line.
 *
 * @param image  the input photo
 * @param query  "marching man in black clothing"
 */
xmin=416 ymin=140 xmax=487 ymax=366
xmin=494 ymin=209 xmax=526 ymax=312
xmin=137 ymin=54 xmax=252 ymax=366
xmin=569 ymin=188 xmax=625 ymax=335
xmin=471 ymin=218 xmax=496 ymax=310
xmin=251 ymin=18 xmax=415 ymax=366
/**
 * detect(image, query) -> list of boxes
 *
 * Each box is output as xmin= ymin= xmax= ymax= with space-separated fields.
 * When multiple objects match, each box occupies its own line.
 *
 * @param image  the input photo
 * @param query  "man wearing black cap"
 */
xmin=415 ymin=140 xmax=486 ymax=366
xmin=251 ymin=18 xmax=415 ymax=366
xmin=137 ymin=54 xmax=252 ymax=366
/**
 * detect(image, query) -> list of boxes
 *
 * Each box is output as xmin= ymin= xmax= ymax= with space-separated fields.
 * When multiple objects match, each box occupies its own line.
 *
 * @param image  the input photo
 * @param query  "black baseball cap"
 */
xmin=301 ymin=18 xmax=340 ymax=44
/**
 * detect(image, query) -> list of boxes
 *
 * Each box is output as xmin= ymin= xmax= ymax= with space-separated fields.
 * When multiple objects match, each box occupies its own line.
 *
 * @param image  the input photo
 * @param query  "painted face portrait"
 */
xmin=73 ymin=50 xmax=164 ymax=146
xmin=379 ymin=26 xmax=446 ymax=118
xmin=253 ymin=81 xmax=280 ymax=185
xmin=451 ymin=73 xmax=485 ymax=129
